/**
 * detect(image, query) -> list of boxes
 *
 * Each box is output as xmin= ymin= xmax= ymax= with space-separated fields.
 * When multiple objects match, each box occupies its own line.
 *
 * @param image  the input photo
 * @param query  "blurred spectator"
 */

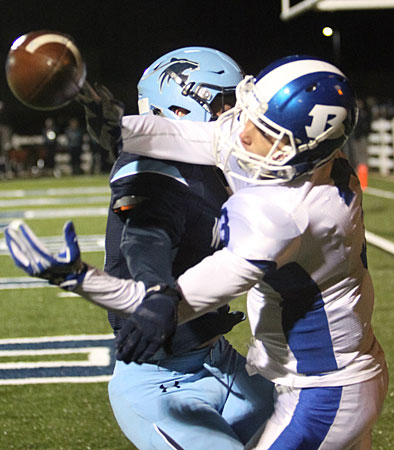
xmin=89 ymin=137 xmax=113 ymax=174
xmin=0 ymin=124 xmax=12 ymax=177
xmin=65 ymin=117 xmax=84 ymax=175
xmin=42 ymin=117 xmax=59 ymax=173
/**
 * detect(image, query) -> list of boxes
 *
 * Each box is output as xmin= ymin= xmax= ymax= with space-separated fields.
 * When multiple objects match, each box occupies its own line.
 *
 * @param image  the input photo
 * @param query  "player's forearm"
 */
xmin=121 ymin=115 xmax=216 ymax=165
xmin=176 ymin=248 xmax=261 ymax=323
xmin=73 ymin=266 xmax=146 ymax=315
xmin=121 ymin=225 xmax=174 ymax=289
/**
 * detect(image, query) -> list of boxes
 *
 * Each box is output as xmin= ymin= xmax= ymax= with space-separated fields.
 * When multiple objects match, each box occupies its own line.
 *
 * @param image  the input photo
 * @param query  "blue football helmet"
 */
xmin=215 ymin=55 xmax=358 ymax=185
xmin=137 ymin=47 xmax=244 ymax=122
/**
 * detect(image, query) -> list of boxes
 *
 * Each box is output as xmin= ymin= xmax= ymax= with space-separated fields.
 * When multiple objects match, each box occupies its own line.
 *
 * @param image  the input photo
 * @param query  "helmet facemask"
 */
xmin=215 ymin=77 xmax=300 ymax=186
xmin=168 ymin=71 xmax=238 ymax=120
xmin=215 ymin=60 xmax=357 ymax=188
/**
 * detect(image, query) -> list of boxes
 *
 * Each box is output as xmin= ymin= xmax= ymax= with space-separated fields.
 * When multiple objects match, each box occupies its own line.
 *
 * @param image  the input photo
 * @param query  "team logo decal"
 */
xmin=143 ymin=58 xmax=200 ymax=92
xmin=306 ymin=104 xmax=347 ymax=139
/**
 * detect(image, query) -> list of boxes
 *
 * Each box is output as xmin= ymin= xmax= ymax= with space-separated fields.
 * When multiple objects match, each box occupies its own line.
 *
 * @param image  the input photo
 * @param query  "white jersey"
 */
xmin=81 ymin=114 xmax=385 ymax=388
xmin=177 ymin=154 xmax=385 ymax=388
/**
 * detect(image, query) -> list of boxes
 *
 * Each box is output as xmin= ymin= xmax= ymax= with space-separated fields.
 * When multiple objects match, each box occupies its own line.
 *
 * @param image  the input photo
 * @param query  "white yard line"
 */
xmin=0 ymin=334 xmax=114 ymax=385
xmin=0 ymin=375 xmax=112 ymax=385
xmin=0 ymin=234 xmax=105 ymax=255
xmin=0 ymin=196 xmax=109 ymax=207
xmin=365 ymin=230 xmax=394 ymax=256
xmin=0 ymin=186 xmax=109 ymax=197
xmin=0 ymin=206 xmax=108 ymax=221
xmin=365 ymin=187 xmax=394 ymax=200
xmin=363 ymin=187 xmax=394 ymax=255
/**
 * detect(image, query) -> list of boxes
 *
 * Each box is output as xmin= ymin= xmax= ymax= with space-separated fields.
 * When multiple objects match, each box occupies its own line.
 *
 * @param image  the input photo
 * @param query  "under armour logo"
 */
xmin=160 ymin=381 xmax=181 ymax=393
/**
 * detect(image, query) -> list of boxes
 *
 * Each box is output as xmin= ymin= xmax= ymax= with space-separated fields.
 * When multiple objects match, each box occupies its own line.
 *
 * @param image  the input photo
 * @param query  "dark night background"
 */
xmin=0 ymin=0 xmax=393 ymax=134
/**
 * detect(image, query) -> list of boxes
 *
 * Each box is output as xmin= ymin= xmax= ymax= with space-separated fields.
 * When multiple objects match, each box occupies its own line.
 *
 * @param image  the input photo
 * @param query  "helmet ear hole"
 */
xmin=169 ymin=106 xmax=190 ymax=117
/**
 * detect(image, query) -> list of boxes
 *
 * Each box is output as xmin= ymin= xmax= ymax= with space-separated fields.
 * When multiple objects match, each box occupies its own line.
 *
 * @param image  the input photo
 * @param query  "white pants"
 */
xmin=245 ymin=366 xmax=388 ymax=450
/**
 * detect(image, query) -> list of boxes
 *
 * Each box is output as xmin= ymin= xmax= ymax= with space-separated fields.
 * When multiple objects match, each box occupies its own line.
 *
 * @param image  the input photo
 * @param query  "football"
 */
xmin=5 ymin=30 xmax=86 ymax=110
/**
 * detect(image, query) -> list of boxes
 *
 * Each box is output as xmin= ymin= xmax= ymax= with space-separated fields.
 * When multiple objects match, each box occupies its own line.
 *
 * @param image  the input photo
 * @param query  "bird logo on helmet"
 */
xmin=137 ymin=47 xmax=244 ymax=122
xmin=215 ymin=55 xmax=358 ymax=186
xmin=156 ymin=58 xmax=199 ymax=92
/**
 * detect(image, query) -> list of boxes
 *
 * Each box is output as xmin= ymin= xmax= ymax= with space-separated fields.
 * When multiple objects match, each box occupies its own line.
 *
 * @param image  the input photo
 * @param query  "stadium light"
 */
xmin=322 ymin=26 xmax=341 ymax=65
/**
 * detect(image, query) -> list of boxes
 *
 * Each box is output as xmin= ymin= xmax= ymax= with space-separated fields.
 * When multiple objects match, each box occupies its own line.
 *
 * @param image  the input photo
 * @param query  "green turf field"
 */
xmin=0 ymin=174 xmax=393 ymax=449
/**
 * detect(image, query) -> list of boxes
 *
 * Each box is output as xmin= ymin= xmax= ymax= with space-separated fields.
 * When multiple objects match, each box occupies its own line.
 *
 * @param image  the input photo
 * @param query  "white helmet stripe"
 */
xmin=255 ymin=59 xmax=345 ymax=102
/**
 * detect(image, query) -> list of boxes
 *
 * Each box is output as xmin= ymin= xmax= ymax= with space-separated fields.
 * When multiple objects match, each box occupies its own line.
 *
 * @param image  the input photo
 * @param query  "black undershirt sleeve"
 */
xmin=121 ymin=223 xmax=174 ymax=289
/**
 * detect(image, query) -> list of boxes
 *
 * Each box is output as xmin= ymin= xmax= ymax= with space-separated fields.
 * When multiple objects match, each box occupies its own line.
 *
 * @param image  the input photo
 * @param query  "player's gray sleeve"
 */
xmin=177 ymin=247 xmax=263 ymax=323
xmin=73 ymin=266 xmax=146 ymax=315
xmin=121 ymin=115 xmax=216 ymax=165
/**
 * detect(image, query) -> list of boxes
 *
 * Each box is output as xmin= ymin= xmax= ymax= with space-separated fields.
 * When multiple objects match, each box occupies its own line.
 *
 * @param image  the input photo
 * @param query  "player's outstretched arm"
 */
xmin=121 ymin=114 xmax=217 ymax=165
xmin=78 ymin=80 xmax=216 ymax=166
xmin=5 ymin=220 xmax=147 ymax=314
xmin=77 ymin=80 xmax=124 ymax=156
xmin=5 ymin=220 xmax=87 ymax=290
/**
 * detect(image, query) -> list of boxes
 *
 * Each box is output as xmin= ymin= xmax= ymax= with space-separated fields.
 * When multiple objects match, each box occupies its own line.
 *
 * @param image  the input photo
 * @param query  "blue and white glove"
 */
xmin=5 ymin=220 xmax=87 ymax=290
xmin=115 ymin=284 xmax=180 ymax=364
xmin=77 ymin=81 xmax=124 ymax=156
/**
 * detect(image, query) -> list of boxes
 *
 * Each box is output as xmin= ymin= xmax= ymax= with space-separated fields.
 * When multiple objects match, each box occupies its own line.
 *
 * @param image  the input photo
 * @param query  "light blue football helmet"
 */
xmin=215 ymin=55 xmax=358 ymax=185
xmin=137 ymin=47 xmax=244 ymax=122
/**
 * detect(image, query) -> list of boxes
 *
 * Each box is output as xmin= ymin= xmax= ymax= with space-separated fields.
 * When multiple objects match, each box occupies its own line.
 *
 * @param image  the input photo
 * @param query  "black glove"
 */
xmin=77 ymin=81 xmax=124 ymax=157
xmin=115 ymin=284 xmax=181 ymax=364
xmin=167 ymin=305 xmax=245 ymax=355
xmin=212 ymin=305 xmax=245 ymax=334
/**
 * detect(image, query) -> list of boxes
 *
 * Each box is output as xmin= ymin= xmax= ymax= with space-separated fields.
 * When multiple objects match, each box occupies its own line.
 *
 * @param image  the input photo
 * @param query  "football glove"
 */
xmin=5 ymin=220 xmax=87 ymax=290
xmin=77 ymin=80 xmax=124 ymax=156
xmin=115 ymin=284 xmax=180 ymax=364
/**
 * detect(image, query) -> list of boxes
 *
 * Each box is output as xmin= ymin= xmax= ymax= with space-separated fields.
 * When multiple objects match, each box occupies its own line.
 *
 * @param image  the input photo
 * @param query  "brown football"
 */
xmin=5 ymin=30 xmax=86 ymax=110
